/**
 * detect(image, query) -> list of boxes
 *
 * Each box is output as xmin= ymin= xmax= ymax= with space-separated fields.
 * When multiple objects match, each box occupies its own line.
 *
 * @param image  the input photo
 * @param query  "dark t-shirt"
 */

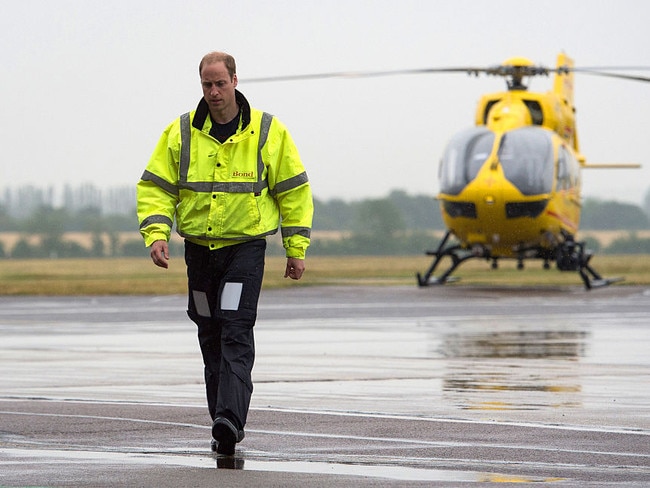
xmin=210 ymin=110 xmax=241 ymax=143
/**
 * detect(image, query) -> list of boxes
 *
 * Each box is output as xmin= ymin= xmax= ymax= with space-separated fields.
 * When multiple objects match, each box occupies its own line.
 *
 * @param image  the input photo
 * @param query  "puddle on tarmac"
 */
xmin=1 ymin=447 xmax=563 ymax=483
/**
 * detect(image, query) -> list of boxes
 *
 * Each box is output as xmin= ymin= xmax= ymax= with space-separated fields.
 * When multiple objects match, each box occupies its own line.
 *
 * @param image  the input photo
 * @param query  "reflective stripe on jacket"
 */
xmin=137 ymin=92 xmax=313 ymax=259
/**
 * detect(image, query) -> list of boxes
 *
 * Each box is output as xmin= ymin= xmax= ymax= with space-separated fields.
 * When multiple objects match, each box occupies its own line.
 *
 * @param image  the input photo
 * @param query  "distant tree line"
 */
xmin=0 ymin=205 xmax=142 ymax=259
xmin=580 ymin=198 xmax=650 ymax=230
xmin=1 ymin=190 xmax=649 ymax=258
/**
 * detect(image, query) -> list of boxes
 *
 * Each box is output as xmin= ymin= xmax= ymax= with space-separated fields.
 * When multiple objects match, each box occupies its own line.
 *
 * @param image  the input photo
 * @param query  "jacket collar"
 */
xmin=192 ymin=89 xmax=252 ymax=132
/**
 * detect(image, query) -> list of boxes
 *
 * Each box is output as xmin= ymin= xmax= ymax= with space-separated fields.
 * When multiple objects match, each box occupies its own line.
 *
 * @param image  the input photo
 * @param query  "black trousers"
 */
xmin=184 ymin=239 xmax=266 ymax=431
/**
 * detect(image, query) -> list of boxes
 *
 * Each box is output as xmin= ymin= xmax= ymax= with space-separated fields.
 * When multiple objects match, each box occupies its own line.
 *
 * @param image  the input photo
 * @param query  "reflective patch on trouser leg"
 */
xmin=192 ymin=290 xmax=212 ymax=317
xmin=221 ymin=282 xmax=243 ymax=311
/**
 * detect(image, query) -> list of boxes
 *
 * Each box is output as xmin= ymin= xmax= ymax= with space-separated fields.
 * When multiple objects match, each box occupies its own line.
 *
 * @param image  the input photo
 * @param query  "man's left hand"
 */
xmin=284 ymin=257 xmax=305 ymax=280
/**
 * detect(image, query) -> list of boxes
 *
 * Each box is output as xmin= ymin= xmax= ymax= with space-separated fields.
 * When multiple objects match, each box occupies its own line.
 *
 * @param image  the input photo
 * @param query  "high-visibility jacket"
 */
xmin=137 ymin=91 xmax=313 ymax=259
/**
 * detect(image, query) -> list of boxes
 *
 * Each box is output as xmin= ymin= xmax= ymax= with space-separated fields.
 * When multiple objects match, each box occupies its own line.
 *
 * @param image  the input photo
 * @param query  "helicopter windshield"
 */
xmin=498 ymin=127 xmax=554 ymax=195
xmin=439 ymin=127 xmax=495 ymax=195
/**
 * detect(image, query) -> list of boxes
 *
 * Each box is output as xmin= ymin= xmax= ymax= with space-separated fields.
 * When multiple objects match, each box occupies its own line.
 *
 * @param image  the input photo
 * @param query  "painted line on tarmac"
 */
xmin=2 ymin=403 xmax=647 ymax=482
xmin=2 ymin=397 xmax=649 ymax=437
xmin=0 ymin=409 xmax=205 ymax=431
xmin=254 ymin=405 xmax=650 ymax=437
xmin=1 ymin=405 xmax=649 ymax=461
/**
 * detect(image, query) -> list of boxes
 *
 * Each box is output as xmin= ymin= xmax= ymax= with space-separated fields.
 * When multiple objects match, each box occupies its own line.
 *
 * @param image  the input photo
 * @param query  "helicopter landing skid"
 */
xmin=577 ymin=261 xmax=623 ymax=290
xmin=556 ymin=235 xmax=623 ymax=290
xmin=416 ymin=231 xmax=477 ymax=286
xmin=417 ymin=231 xmax=623 ymax=290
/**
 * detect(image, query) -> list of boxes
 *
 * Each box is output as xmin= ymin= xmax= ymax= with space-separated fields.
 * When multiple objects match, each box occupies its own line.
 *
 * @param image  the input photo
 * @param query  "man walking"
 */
xmin=137 ymin=51 xmax=313 ymax=455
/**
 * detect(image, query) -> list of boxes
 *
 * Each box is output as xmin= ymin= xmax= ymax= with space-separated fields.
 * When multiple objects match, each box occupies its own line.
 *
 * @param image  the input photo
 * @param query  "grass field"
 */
xmin=0 ymin=254 xmax=648 ymax=295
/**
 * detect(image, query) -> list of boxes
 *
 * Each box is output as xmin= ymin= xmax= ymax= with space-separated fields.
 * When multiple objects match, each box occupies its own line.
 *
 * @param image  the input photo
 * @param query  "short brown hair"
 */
xmin=199 ymin=51 xmax=237 ymax=79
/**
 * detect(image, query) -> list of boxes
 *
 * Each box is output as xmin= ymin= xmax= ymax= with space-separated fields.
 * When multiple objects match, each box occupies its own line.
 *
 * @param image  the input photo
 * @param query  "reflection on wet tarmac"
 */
xmin=215 ymin=455 xmax=245 ymax=469
xmin=441 ymin=329 xmax=586 ymax=411
xmin=2 ymin=447 xmax=564 ymax=483
xmin=441 ymin=330 xmax=588 ymax=359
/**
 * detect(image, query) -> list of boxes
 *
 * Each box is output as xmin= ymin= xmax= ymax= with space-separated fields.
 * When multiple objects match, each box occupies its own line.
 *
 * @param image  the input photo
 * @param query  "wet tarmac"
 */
xmin=1 ymin=285 xmax=649 ymax=486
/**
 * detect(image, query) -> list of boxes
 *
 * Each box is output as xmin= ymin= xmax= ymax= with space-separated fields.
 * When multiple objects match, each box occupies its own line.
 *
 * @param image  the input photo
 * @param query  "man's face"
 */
xmin=200 ymin=61 xmax=238 ymax=120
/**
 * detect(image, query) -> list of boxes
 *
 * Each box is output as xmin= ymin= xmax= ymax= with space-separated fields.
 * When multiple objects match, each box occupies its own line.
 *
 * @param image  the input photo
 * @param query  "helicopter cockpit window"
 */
xmin=439 ymin=127 xmax=495 ymax=195
xmin=498 ymin=127 xmax=554 ymax=196
xmin=523 ymin=100 xmax=544 ymax=125
xmin=482 ymin=99 xmax=501 ymax=124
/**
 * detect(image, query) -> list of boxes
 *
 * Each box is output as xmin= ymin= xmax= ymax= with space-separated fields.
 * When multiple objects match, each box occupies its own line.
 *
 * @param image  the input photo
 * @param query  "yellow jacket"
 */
xmin=137 ymin=92 xmax=313 ymax=259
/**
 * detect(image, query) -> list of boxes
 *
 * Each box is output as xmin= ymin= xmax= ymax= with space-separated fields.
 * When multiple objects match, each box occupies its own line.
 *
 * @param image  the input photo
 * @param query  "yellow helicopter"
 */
xmin=245 ymin=54 xmax=648 ymax=289
xmin=417 ymin=53 xmax=644 ymax=289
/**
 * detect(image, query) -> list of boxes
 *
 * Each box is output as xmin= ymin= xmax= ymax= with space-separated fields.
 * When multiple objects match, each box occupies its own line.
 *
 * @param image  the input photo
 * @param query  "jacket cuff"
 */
xmin=144 ymin=233 xmax=169 ymax=247
xmin=285 ymin=247 xmax=306 ymax=260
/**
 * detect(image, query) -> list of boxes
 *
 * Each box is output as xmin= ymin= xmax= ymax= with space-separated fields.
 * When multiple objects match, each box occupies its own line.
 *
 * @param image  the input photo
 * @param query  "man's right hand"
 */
xmin=150 ymin=240 xmax=169 ymax=269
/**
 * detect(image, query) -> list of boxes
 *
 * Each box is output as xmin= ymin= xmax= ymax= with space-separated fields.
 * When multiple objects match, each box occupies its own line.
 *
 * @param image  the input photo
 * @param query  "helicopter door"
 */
xmin=439 ymin=127 xmax=495 ymax=195
xmin=557 ymin=145 xmax=581 ymax=191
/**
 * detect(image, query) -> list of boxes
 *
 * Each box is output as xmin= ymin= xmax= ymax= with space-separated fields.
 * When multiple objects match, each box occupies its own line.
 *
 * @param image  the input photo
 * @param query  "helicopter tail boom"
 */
xmin=581 ymin=163 xmax=641 ymax=169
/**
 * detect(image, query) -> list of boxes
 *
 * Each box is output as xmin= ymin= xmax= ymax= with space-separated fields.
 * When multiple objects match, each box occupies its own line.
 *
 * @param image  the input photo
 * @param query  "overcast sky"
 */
xmin=1 ymin=0 xmax=649 ymax=205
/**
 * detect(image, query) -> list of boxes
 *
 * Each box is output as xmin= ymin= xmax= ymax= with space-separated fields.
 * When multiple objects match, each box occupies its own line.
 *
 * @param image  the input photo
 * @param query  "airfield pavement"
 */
xmin=1 ymin=284 xmax=649 ymax=487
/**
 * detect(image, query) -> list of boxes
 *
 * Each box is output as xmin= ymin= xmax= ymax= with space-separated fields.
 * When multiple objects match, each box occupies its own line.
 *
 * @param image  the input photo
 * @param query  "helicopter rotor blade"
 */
xmin=241 ymin=67 xmax=484 ymax=83
xmin=242 ymin=65 xmax=650 ymax=84
xmin=567 ymin=69 xmax=650 ymax=83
